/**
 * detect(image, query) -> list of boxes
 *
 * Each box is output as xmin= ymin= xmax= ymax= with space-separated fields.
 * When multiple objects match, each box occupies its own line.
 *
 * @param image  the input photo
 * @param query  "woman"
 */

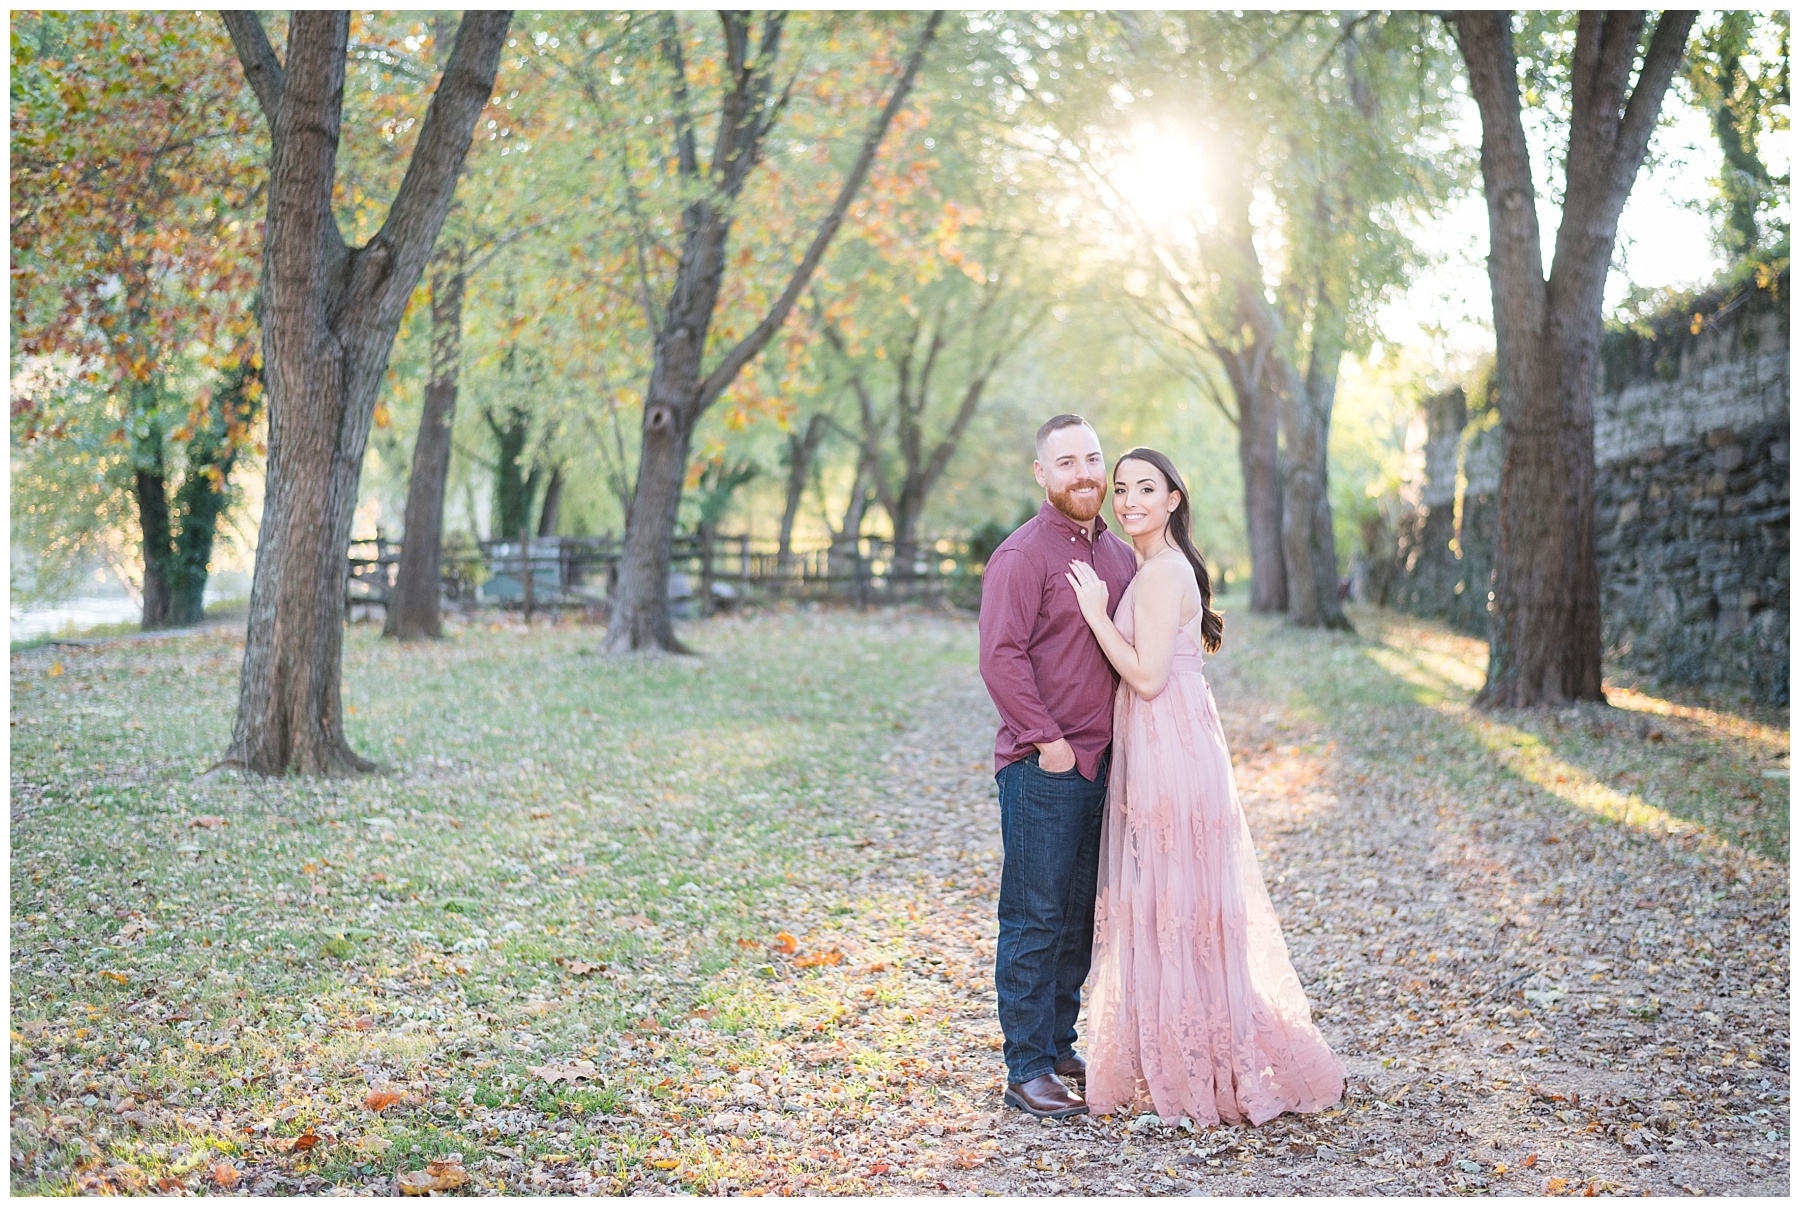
xmin=1064 ymin=447 xmax=1343 ymax=1126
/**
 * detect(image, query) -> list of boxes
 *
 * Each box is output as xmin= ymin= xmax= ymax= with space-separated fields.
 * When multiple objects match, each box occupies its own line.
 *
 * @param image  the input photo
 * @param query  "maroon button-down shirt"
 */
xmin=978 ymin=501 xmax=1138 ymax=780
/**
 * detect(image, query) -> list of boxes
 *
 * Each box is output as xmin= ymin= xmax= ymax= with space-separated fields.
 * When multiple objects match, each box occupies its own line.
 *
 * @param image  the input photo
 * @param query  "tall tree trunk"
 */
xmin=167 ymin=353 xmax=263 ymax=626
xmin=604 ymin=12 xmax=940 ymax=653
xmin=536 ymin=465 xmax=564 ymax=537
xmin=386 ymin=245 xmax=466 ymax=641
xmin=135 ymin=464 xmax=175 ymax=630
xmin=1454 ymin=10 xmax=1694 ymax=708
xmin=220 ymin=11 xmax=509 ymax=774
xmin=829 ymin=452 xmax=873 ymax=595
xmin=1272 ymin=374 xmax=1344 ymax=629
xmin=486 ymin=404 xmax=539 ymax=540
xmin=1290 ymin=293 xmax=1350 ymax=629
xmin=777 ymin=412 xmax=830 ymax=574
xmin=1217 ymin=350 xmax=1286 ymax=613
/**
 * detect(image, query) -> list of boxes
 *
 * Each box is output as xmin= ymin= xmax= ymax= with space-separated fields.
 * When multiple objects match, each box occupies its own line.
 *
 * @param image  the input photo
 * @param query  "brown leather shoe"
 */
xmin=1053 ymin=1053 xmax=1086 ymax=1092
xmin=1005 ymin=1073 xmax=1088 ymax=1119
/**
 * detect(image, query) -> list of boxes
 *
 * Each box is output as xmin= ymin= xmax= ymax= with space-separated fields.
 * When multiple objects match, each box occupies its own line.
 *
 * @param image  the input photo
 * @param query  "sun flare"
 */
xmin=1106 ymin=125 xmax=1215 ymax=234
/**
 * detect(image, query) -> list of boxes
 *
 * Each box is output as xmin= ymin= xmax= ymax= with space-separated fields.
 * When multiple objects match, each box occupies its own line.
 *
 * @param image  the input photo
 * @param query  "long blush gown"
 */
xmin=1085 ymin=578 xmax=1344 ymax=1124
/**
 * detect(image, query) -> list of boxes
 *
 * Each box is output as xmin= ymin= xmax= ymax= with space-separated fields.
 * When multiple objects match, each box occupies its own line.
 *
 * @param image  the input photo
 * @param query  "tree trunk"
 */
xmin=1273 ymin=376 xmax=1345 ymax=629
xmin=386 ymin=245 xmax=466 ymax=641
xmin=829 ymin=452 xmax=873 ymax=596
xmin=1292 ymin=295 xmax=1350 ymax=629
xmin=609 ymin=406 xmax=697 ymax=650
xmin=135 ymin=462 xmax=175 ymax=630
xmin=1217 ymin=350 xmax=1286 ymax=613
xmin=486 ymin=404 xmax=539 ymax=540
xmin=536 ymin=465 xmax=564 ymax=537
xmin=777 ymin=411 xmax=829 ymax=575
xmin=1455 ymin=9 xmax=1694 ymax=707
xmin=603 ymin=12 xmax=940 ymax=653
xmin=168 ymin=354 xmax=263 ymax=627
xmin=221 ymin=10 xmax=509 ymax=774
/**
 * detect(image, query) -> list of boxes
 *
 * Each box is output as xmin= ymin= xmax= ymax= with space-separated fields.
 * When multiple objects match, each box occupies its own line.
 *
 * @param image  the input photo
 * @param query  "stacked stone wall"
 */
xmin=1593 ymin=281 xmax=1788 ymax=703
xmin=1386 ymin=276 xmax=1788 ymax=704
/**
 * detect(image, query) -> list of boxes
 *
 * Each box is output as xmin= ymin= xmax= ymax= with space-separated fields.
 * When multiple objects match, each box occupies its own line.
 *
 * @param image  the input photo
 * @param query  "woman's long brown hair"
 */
xmin=1113 ymin=447 xmax=1225 ymax=653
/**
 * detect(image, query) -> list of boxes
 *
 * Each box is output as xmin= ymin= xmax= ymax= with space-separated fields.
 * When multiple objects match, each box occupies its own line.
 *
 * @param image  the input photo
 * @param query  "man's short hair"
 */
xmin=1035 ymin=413 xmax=1095 ymax=454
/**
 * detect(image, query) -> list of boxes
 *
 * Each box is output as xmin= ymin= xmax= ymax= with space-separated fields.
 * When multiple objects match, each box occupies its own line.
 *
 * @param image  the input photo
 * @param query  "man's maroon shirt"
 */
xmin=978 ymin=500 xmax=1138 ymax=780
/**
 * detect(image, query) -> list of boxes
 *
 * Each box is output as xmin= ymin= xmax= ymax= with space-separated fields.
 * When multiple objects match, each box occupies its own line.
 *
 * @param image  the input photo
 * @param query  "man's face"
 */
xmin=1034 ymin=423 xmax=1106 ymax=524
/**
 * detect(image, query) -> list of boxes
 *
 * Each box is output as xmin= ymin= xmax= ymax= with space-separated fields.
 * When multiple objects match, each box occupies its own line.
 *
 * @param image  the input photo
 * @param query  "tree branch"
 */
xmin=220 ymin=11 xmax=285 ymax=126
xmin=694 ymin=10 xmax=943 ymax=411
xmin=658 ymin=12 xmax=701 ymax=181
xmin=360 ymin=12 xmax=512 ymax=317
xmin=1613 ymin=11 xmax=1699 ymax=200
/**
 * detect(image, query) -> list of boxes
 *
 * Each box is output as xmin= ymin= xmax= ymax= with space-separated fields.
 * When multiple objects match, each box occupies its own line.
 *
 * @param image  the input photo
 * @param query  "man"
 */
xmin=977 ymin=414 xmax=1137 ymax=1118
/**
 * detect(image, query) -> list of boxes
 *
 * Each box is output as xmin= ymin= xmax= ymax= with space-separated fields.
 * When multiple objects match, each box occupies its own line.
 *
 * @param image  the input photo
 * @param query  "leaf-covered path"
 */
xmin=9 ymin=606 xmax=1789 ymax=1196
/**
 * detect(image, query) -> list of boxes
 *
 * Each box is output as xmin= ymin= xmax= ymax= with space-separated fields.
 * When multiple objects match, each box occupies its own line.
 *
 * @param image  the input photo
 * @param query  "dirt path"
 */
xmin=732 ymin=609 xmax=1790 ymax=1197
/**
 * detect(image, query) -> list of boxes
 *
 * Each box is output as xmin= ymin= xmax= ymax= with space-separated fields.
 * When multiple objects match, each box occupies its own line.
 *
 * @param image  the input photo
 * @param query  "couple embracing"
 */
xmin=978 ymin=414 xmax=1344 ymax=1124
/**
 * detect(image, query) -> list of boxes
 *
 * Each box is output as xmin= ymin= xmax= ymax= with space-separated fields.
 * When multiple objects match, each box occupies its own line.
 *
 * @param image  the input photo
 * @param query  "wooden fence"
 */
xmin=345 ymin=532 xmax=981 ymax=619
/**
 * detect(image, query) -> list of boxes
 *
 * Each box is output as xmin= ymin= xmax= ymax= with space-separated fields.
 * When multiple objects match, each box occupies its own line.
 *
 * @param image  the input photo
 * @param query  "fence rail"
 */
xmin=345 ymin=532 xmax=981 ymax=619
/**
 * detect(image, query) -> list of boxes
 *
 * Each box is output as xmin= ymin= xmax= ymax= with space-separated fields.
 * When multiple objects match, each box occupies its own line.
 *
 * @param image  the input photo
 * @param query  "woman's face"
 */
xmin=1111 ymin=458 xmax=1180 ymax=540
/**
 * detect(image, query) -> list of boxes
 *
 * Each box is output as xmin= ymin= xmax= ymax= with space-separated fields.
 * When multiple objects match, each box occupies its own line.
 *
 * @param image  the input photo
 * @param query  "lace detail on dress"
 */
xmin=1085 ymin=579 xmax=1344 ymax=1125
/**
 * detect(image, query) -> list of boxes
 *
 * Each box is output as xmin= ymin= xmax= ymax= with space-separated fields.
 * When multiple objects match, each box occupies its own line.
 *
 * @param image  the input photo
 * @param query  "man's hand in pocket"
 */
xmin=1036 ymin=738 xmax=1076 ymax=774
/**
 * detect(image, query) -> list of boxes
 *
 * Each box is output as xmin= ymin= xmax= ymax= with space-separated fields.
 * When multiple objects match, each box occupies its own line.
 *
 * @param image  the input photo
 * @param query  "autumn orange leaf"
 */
xmin=364 ymin=1089 xmax=403 ymax=1112
xmin=771 ymin=931 xmax=799 ymax=955
xmin=275 ymin=1129 xmax=321 ymax=1153
xmin=397 ymin=1157 xmax=468 ymax=1195
xmin=208 ymin=1161 xmax=239 ymax=1188
xmin=796 ymin=948 xmax=845 ymax=968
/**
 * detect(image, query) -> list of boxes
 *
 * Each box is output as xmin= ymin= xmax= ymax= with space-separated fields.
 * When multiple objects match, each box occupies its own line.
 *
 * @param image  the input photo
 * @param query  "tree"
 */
xmin=776 ymin=409 xmax=834 ymax=574
xmin=1453 ymin=10 xmax=1696 ymax=708
xmin=383 ymin=15 xmax=585 ymax=640
xmin=600 ymin=11 xmax=943 ymax=653
xmin=1006 ymin=11 xmax=1462 ymax=627
xmin=824 ymin=259 xmax=1045 ymax=583
xmin=1683 ymin=10 xmax=1789 ymax=260
xmin=218 ymin=11 xmax=510 ymax=775
xmin=11 ymin=12 xmax=265 ymax=628
xmin=384 ymin=242 xmax=466 ymax=639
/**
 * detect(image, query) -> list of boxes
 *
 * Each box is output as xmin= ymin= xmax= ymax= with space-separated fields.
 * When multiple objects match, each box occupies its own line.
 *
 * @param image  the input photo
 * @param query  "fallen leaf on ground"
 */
xmin=364 ymin=1089 xmax=403 ymax=1112
xmin=117 ymin=921 xmax=152 ymax=941
xmin=99 ymin=970 xmax=129 ymax=985
xmin=556 ymin=958 xmax=604 ymax=975
xmin=274 ymin=1130 xmax=320 ymax=1153
xmin=796 ymin=947 xmax=844 ymax=967
xmin=617 ymin=914 xmax=654 ymax=930
xmin=208 ymin=1161 xmax=239 ymax=1188
xmin=771 ymin=930 xmax=799 ymax=955
xmin=397 ymin=1158 xmax=468 ymax=1195
xmin=526 ymin=1059 xmax=597 ymax=1085
xmin=187 ymin=816 xmax=228 ymax=829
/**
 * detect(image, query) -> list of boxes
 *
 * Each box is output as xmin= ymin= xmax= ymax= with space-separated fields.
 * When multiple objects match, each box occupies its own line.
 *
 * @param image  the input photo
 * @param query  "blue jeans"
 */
xmin=994 ymin=751 xmax=1108 ymax=1085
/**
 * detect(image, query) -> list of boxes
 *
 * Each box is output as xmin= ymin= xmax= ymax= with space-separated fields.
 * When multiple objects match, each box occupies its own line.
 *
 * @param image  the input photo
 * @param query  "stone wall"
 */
xmin=1387 ymin=275 xmax=1789 ymax=704
xmin=1592 ymin=281 xmax=1788 ymax=703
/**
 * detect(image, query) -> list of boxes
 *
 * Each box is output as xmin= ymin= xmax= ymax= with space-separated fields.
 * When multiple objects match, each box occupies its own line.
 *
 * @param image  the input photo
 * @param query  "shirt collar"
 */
xmin=1038 ymin=498 xmax=1108 ymax=542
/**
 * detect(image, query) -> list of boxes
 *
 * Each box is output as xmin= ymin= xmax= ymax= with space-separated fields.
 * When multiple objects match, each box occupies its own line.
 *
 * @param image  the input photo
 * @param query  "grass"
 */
xmin=10 ymin=599 xmax=1787 ymax=1195
xmin=10 ymin=609 xmax=974 ymax=1194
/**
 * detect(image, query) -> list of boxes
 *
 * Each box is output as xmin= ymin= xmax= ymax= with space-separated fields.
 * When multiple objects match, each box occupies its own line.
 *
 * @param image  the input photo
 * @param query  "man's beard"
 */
xmin=1049 ymin=478 xmax=1104 ymax=523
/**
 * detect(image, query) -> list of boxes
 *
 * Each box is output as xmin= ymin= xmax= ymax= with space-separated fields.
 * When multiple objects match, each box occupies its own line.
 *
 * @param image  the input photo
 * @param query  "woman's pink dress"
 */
xmin=1085 ymin=577 xmax=1344 ymax=1124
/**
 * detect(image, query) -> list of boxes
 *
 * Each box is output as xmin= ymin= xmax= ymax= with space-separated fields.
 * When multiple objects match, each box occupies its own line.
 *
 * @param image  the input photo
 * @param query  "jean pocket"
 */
xmin=1031 ymin=758 xmax=1081 ymax=779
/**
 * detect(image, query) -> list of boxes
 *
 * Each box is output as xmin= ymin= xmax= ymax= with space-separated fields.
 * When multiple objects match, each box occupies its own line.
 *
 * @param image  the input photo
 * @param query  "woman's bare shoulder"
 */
xmin=1132 ymin=553 xmax=1194 ymax=598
